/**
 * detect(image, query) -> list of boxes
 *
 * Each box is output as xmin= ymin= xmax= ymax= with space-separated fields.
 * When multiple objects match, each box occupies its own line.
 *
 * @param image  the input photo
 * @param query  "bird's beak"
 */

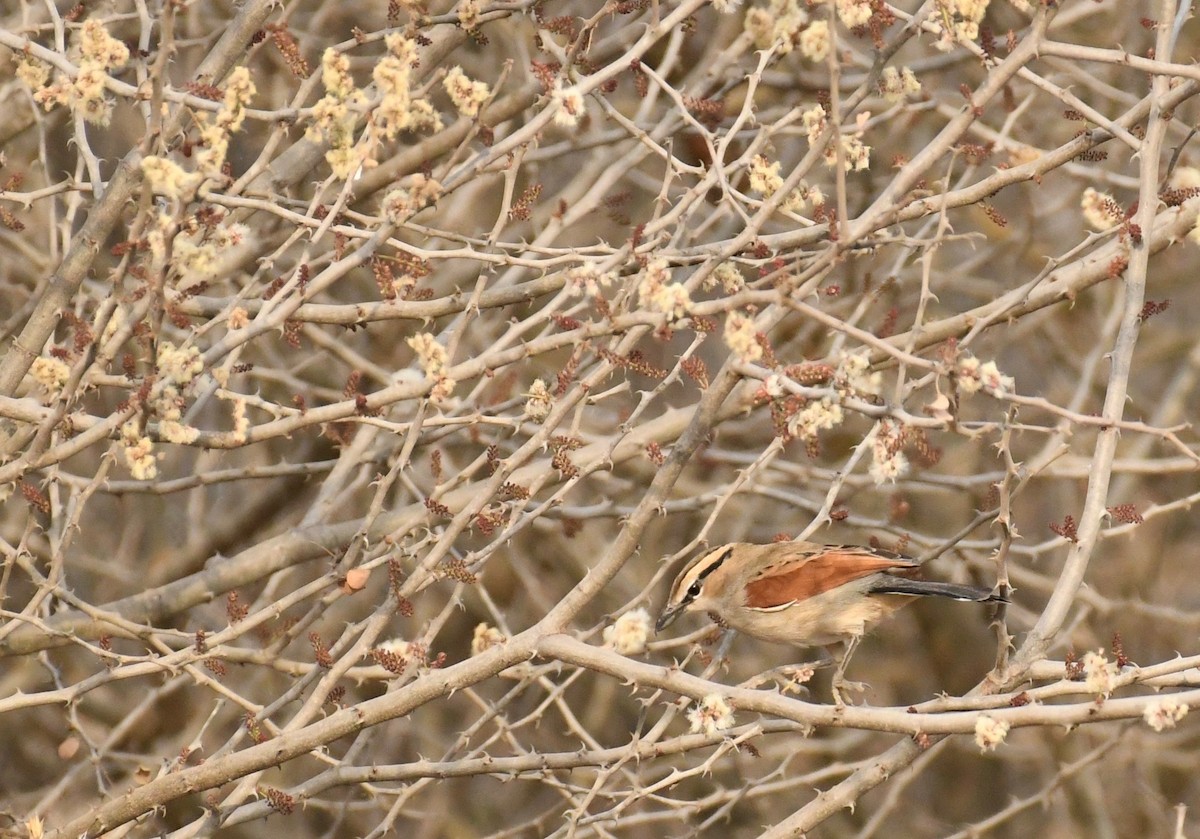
xmin=655 ymin=604 xmax=683 ymax=634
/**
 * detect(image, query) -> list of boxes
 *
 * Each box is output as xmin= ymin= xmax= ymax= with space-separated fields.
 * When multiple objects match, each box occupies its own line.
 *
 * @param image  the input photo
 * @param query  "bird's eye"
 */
xmin=686 ymin=581 xmax=702 ymax=600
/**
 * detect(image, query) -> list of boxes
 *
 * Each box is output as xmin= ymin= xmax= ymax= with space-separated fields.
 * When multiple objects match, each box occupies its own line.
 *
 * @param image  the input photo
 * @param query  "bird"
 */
xmin=655 ymin=541 xmax=1007 ymax=705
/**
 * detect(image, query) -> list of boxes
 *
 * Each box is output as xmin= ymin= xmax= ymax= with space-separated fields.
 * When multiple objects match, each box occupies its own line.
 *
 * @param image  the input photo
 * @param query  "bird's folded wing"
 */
xmin=743 ymin=547 xmax=917 ymax=609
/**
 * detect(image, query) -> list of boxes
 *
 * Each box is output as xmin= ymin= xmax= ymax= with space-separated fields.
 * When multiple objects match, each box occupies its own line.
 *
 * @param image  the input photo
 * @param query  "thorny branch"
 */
xmin=3 ymin=0 xmax=1200 ymax=837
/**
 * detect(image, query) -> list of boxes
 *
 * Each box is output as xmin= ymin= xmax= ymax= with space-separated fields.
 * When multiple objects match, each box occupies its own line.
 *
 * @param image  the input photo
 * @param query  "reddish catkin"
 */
xmin=1112 ymin=632 xmax=1130 ymax=667
xmin=1064 ymin=649 xmax=1085 ymax=680
xmin=227 ymin=591 xmax=249 ymax=624
xmin=446 ymin=556 xmax=477 ymax=583
xmin=1138 ymin=300 xmax=1170 ymax=322
xmin=509 ymin=184 xmax=542 ymax=221
xmin=267 ymin=23 xmax=308 ymax=76
xmin=1107 ymin=504 xmax=1144 ymax=524
xmin=0 ymin=207 xmax=24 ymax=231
xmin=21 ymin=482 xmax=50 ymax=514
xmin=204 ymin=658 xmax=227 ymax=677
xmin=499 ymin=482 xmax=530 ymax=501
xmin=261 ymin=787 xmax=295 ymax=815
xmin=309 ymin=633 xmax=333 ymax=668
xmin=372 ymin=647 xmax=408 ymax=674
xmin=645 ymin=441 xmax=665 ymax=466
xmin=1049 ymin=514 xmax=1078 ymax=542
xmin=1106 ymin=254 xmax=1129 ymax=279
xmin=681 ymin=356 xmax=709 ymax=388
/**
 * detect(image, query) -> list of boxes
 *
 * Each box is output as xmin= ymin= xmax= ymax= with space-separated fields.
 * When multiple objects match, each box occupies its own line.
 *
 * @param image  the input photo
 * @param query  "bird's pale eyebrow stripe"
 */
xmin=697 ymin=546 xmax=734 ymax=581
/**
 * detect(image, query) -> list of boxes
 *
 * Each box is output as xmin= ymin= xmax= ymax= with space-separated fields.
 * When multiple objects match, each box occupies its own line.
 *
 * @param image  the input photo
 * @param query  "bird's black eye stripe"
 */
xmin=697 ymin=547 xmax=734 ymax=581
xmin=681 ymin=547 xmax=734 ymax=604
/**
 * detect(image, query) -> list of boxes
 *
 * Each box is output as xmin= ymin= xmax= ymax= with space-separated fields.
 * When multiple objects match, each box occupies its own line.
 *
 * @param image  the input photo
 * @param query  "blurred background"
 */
xmin=2 ymin=0 xmax=1200 ymax=835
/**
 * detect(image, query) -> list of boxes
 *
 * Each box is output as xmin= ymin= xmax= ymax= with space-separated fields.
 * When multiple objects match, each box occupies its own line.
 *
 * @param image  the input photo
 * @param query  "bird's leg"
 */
xmin=829 ymin=636 xmax=868 ymax=707
xmin=714 ymin=627 xmax=736 ymax=666
xmin=807 ymin=647 xmax=835 ymax=669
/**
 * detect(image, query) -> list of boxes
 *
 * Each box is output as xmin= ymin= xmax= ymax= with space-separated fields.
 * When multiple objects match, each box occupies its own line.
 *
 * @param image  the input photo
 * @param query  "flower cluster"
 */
xmin=762 ymin=374 xmax=785 ymax=399
xmin=375 ymin=637 xmax=437 ymax=672
xmin=835 ymin=0 xmax=873 ymax=27
xmin=783 ymin=351 xmax=882 ymax=443
xmin=29 ymin=356 xmax=70 ymax=397
xmin=121 ymin=420 xmax=158 ymax=480
xmin=1171 ymin=166 xmax=1200 ymax=190
xmin=1172 ymin=169 xmax=1200 ymax=244
xmin=141 ymin=157 xmax=203 ymax=201
xmin=703 ymin=263 xmax=745 ymax=294
xmin=688 ymin=694 xmax=735 ymax=735
xmin=638 ymin=258 xmax=691 ymax=320
xmin=193 ymin=66 xmax=257 ymax=179
xmin=602 ymin=608 xmax=652 ymax=655
xmin=158 ymin=408 xmax=200 ymax=446
xmin=523 ymin=378 xmax=553 ymax=421
xmin=407 ymin=333 xmax=455 ymax=402
xmin=16 ymin=55 xmax=51 ymax=93
xmin=443 ymin=66 xmax=491 ymax=117
xmin=552 ymin=82 xmax=586 ymax=128
xmin=155 ymin=341 xmax=205 ymax=445
xmin=724 ymin=312 xmax=763 ymax=364
xmin=565 ymin=264 xmax=616 ymax=297
xmin=880 ymin=67 xmax=922 ymax=103
xmin=837 ymin=350 xmax=882 ymax=397
xmin=802 ymin=105 xmax=828 ymax=143
xmin=1080 ymin=187 xmax=1123 ymax=231
xmin=956 ymin=355 xmax=1014 ymax=398
xmin=974 ymin=714 xmax=1009 ymax=751
xmin=408 ymin=333 xmax=447 ymax=369
xmin=229 ymin=397 xmax=250 ymax=443
xmin=471 ymin=623 xmax=506 ymax=656
xmin=218 ymin=67 xmax=256 ymax=132
xmin=307 ymin=36 xmax=441 ymax=180
xmin=159 ymin=342 xmax=204 ymax=387
xmin=1143 ymin=697 xmax=1189 ymax=732
xmin=457 ymin=0 xmax=482 ymax=30
xmin=799 ymin=21 xmax=830 ymax=62
xmin=306 ymin=49 xmax=368 ymax=180
xmin=27 ymin=19 xmax=130 ymax=125
xmin=170 ymin=219 xmax=250 ymax=282
xmin=748 ymin=155 xmax=784 ymax=196
xmin=382 ymin=174 xmax=443 ymax=222
xmin=100 ymin=306 xmax=127 ymax=347
xmin=788 ymin=397 xmax=844 ymax=440
xmin=802 ymin=105 xmax=870 ymax=172
xmin=744 ymin=0 xmax=808 ymax=53
xmin=747 ymin=156 xmax=817 ymax=212
xmin=869 ymin=421 xmax=909 ymax=484
xmin=133 ymin=57 xmax=254 ymax=194
xmin=374 ymin=34 xmax=442 ymax=139
xmin=1082 ymin=650 xmax=1119 ymax=697
xmin=932 ymin=0 xmax=991 ymax=50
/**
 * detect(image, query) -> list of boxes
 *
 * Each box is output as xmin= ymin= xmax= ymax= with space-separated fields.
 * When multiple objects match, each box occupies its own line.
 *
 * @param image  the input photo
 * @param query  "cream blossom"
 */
xmin=974 ymin=715 xmax=1009 ymax=751
xmin=603 ymin=608 xmax=653 ymax=655
xmin=688 ymin=694 xmax=735 ymax=735
xmin=1144 ymin=698 xmax=1189 ymax=731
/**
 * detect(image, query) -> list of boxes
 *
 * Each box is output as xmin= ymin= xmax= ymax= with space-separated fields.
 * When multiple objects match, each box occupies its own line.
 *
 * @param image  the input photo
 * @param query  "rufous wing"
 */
xmin=743 ymin=547 xmax=918 ymax=609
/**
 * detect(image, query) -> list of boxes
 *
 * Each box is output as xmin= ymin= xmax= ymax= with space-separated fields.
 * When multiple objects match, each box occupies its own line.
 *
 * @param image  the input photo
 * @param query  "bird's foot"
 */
xmin=741 ymin=663 xmax=819 ymax=696
xmin=831 ymin=678 xmax=868 ymax=707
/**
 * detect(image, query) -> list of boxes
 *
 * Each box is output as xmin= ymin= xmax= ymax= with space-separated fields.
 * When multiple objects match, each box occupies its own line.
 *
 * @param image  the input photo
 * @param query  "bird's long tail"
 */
xmin=868 ymin=577 xmax=1008 ymax=603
